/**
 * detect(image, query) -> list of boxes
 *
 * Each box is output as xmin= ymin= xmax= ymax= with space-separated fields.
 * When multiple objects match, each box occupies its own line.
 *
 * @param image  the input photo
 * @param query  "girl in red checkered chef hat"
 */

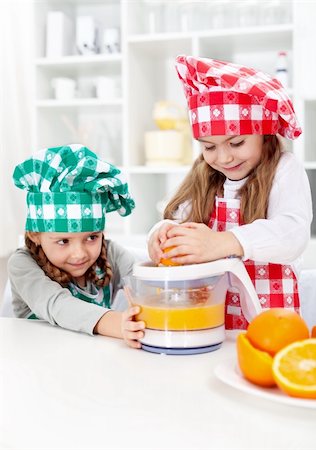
xmin=148 ymin=55 xmax=313 ymax=332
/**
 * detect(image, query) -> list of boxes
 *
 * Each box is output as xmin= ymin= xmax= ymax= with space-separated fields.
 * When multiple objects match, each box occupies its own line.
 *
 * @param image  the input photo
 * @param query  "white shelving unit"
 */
xmin=33 ymin=0 xmax=316 ymax=264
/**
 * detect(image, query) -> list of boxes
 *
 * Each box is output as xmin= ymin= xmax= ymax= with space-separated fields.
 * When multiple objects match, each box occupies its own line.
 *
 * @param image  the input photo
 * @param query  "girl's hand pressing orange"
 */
xmin=147 ymin=222 xmax=179 ymax=265
xmin=162 ymin=222 xmax=243 ymax=264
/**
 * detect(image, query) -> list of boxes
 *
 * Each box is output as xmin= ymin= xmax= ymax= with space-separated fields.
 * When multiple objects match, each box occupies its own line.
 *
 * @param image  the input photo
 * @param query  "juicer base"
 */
xmin=141 ymin=343 xmax=222 ymax=355
xmin=140 ymin=326 xmax=225 ymax=349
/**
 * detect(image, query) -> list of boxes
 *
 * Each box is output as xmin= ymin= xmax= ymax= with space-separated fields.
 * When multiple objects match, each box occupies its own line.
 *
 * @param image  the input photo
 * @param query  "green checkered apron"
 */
xmin=27 ymin=276 xmax=111 ymax=320
xmin=68 ymin=281 xmax=111 ymax=308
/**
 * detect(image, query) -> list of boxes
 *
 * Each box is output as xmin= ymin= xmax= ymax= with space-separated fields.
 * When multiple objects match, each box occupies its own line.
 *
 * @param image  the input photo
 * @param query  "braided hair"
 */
xmin=25 ymin=233 xmax=112 ymax=288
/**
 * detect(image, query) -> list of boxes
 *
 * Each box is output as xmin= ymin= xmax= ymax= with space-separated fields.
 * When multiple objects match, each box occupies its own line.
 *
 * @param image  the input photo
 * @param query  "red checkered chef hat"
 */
xmin=175 ymin=55 xmax=301 ymax=140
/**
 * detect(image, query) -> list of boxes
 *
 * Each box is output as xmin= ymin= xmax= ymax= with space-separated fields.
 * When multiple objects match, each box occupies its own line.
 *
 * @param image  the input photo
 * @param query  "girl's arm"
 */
xmin=9 ymin=247 xmax=145 ymax=347
xmin=230 ymin=152 xmax=313 ymax=263
xmin=8 ymin=248 xmax=117 ymax=335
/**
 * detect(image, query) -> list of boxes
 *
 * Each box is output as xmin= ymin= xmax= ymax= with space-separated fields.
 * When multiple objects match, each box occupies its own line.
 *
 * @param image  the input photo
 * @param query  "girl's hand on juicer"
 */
xmin=148 ymin=222 xmax=176 ymax=264
xmin=121 ymin=306 xmax=145 ymax=349
xmin=163 ymin=222 xmax=244 ymax=264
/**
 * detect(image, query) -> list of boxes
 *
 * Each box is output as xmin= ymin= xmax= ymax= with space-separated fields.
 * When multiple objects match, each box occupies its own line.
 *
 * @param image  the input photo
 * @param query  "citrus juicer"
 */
xmin=125 ymin=257 xmax=262 ymax=355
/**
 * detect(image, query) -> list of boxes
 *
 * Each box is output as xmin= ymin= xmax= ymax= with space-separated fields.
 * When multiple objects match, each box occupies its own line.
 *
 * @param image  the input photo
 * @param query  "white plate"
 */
xmin=214 ymin=359 xmax=316 ymax=409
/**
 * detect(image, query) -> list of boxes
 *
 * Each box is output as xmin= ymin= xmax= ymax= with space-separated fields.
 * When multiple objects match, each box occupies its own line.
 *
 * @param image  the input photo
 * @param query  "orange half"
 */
xmin=160 ymin=246 xmax=180 ymax=266
xmin=237 ymin=333 xmax=276 ymax=387
xmin=272 ymin=338 xmax=316 ymax=399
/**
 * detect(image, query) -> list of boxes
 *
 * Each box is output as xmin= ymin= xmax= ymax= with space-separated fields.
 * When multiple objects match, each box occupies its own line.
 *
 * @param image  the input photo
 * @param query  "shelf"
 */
xmin=128 ymin=32 xmax=192 ymax=43
xmin=35 ymin=53 xmax=122 ymax=68
xmin=128 ymin=23 xmax=293 ymax=44
xmin=36 ymin=99 xmax=122 ymax=108
xmin=127 ymin=35 xmax=192 ymax=59
xmin=127 ymin=23 xmax=293 ymax=65
xmin=198 ymin=25 xmax=293 ymax=55
xmin=195 ymin=23 xmax=293 ymax=38
xmin=123 ymin=165 xmax=191 ymax=174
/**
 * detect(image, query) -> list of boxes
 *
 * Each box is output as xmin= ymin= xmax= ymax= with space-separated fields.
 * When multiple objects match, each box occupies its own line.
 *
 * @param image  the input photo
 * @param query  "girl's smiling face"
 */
xmin=29 ymin=231 xmax=103 ymax=284
xmin=199 ymin=134 xmax=264 ymax=180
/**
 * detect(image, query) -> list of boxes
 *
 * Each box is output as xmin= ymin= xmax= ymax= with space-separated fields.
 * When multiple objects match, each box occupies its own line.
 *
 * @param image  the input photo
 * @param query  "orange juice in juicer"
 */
xmin=125 ymin=258 xmax=262 ymax=355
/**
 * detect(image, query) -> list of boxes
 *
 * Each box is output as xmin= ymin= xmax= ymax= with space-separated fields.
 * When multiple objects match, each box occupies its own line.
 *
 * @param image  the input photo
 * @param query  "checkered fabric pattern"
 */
xmin=13 ymin=144 xmax=135 ymax=232
xmin=175 ymin=55 xmax=301 ymax=140
xmin=208 ymin=197 xmax=299 ymax=331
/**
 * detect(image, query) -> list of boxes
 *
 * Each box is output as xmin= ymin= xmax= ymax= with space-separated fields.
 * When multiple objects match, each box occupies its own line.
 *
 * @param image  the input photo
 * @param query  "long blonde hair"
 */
xmin=25 ymin=233 xmax=112 ymax=288
xmin=164 ymin=135 xmax=282 ymax=224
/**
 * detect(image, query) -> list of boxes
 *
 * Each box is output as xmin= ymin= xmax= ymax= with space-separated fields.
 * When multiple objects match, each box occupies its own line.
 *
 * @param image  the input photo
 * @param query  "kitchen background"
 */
xmin=1 ymin=0 xmax=316 ymax=304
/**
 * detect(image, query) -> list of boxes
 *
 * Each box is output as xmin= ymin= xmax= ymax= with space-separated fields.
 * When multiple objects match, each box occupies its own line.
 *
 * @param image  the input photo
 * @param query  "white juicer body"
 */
xmin=130 ymin=258 xmax=262 ymax=354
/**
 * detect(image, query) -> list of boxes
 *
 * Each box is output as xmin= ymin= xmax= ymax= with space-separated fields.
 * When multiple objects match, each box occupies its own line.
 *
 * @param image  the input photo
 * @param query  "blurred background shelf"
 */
xmin=31 ymin=0 xmax=316 ymax=267
xmin=35 ymin=53 xmax=122 ymax=66
xmin=36 ymin=99 xmax=123 ymax=107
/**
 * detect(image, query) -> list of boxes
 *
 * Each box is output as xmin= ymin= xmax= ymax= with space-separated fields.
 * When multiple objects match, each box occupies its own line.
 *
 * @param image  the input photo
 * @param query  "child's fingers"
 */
xmin=123 ymin=328 xmax=144 ymax=349
xmin=158 ymin=223 xmax=177 ymax=244
xmin=152 ymin=242 xmax=164 ymax=262
xmin=179 ymin=222 xmax=200 ymax=229
xmin=148 ymin=232 xmax=164 ymax=263
xmin=126 ymin=339 xmax=142 ymax=349
xmin=124 ymin=320 xmax=145 ymax=332
xmin=166 ymin=226 xmax=193 ymax=239
xmin=122 ymin=307 xmax=146 ymax=349
xmin=124 ymin=330 xmax=144 ymax=341
xmin=123 ymin=306 xmax=140 ymax=320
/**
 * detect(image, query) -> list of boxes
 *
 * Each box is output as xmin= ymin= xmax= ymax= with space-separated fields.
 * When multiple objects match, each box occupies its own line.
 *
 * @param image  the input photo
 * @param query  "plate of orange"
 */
xmin=215 ymin=309 xmax=316 ymax=408
xmin=214 ymin=358 xmax=316 ymax=409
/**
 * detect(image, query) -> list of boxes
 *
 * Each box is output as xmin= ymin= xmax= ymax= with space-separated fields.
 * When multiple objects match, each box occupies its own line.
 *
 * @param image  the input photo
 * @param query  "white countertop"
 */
xmin=0 ymin=318 xmax=315 ymax=450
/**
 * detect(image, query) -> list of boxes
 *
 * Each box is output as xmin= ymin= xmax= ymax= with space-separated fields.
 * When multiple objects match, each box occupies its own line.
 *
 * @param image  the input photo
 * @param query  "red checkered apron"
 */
xmin=208 ymin=197 xmax=300 ymax=331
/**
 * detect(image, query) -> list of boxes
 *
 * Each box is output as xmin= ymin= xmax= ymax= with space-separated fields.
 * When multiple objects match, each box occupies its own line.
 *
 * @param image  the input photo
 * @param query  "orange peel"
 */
xmin=237 ymin=333 xmax=276 ymax=387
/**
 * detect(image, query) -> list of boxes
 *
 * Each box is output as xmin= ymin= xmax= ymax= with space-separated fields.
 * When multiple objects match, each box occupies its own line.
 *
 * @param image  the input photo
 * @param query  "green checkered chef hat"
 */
xmin=13 ymin=144 xmax=135 ymax=232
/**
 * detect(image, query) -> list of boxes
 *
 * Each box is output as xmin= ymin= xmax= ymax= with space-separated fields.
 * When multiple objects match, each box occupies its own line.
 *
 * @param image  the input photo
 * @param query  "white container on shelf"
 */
xmin=95 ymin=76 xmax=119 ymax=100
xmin=76 ymin=15 xmax=99 ymax=55
xmin=275 ymin=50 xmax=289 ymax=88
xmin=145 ymin=130 xmax=184 ymax=166
xmin=143 ymin=0 xmax=164 ymax=34
xmin=51 ymin=77 xmax=76 ymax=100
xmin=101 ymin=28 xmax=120 ymax=54
xmin=46 ymin=11 xmax=74 ymax=58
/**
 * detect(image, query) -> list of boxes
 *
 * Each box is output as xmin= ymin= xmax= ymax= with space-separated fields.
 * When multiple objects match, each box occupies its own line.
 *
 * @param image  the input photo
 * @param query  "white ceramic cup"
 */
xmin=51 ymin=77 xmax=76 ymax=100
xmin=95 ymin=76 xmax=118 ymax=100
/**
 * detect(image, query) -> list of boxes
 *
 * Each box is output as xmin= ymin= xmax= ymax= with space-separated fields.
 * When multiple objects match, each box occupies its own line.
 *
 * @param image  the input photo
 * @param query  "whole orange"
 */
xmin=246 ymin=308 xmax=309 ymax=356
xmin=311 ymin=326 xmax=316 ymax=338
xmin=237 ymin=333 xmax=276 ymax=387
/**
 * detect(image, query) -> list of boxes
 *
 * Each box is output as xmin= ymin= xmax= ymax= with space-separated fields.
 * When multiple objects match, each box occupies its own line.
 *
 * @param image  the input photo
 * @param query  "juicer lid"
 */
xmin=133 ymin=260 xmax=227 ymax=289
xmin=133 ymin=258 xmax=239 ymax=281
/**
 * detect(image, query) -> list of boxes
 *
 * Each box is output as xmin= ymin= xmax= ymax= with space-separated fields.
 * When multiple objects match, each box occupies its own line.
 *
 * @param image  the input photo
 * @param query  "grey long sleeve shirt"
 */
xmin=7 ymin=240 xmax=136 ymax=335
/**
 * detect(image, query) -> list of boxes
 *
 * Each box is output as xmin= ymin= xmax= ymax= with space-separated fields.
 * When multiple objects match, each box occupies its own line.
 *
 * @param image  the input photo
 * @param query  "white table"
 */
xmin=0 ymin=318 xmax=315 ymax=450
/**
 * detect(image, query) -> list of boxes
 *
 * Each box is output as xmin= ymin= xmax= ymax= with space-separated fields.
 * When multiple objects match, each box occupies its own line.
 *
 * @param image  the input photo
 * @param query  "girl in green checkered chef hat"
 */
xmin=9 ymin=144 xmax=145 ymax=348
